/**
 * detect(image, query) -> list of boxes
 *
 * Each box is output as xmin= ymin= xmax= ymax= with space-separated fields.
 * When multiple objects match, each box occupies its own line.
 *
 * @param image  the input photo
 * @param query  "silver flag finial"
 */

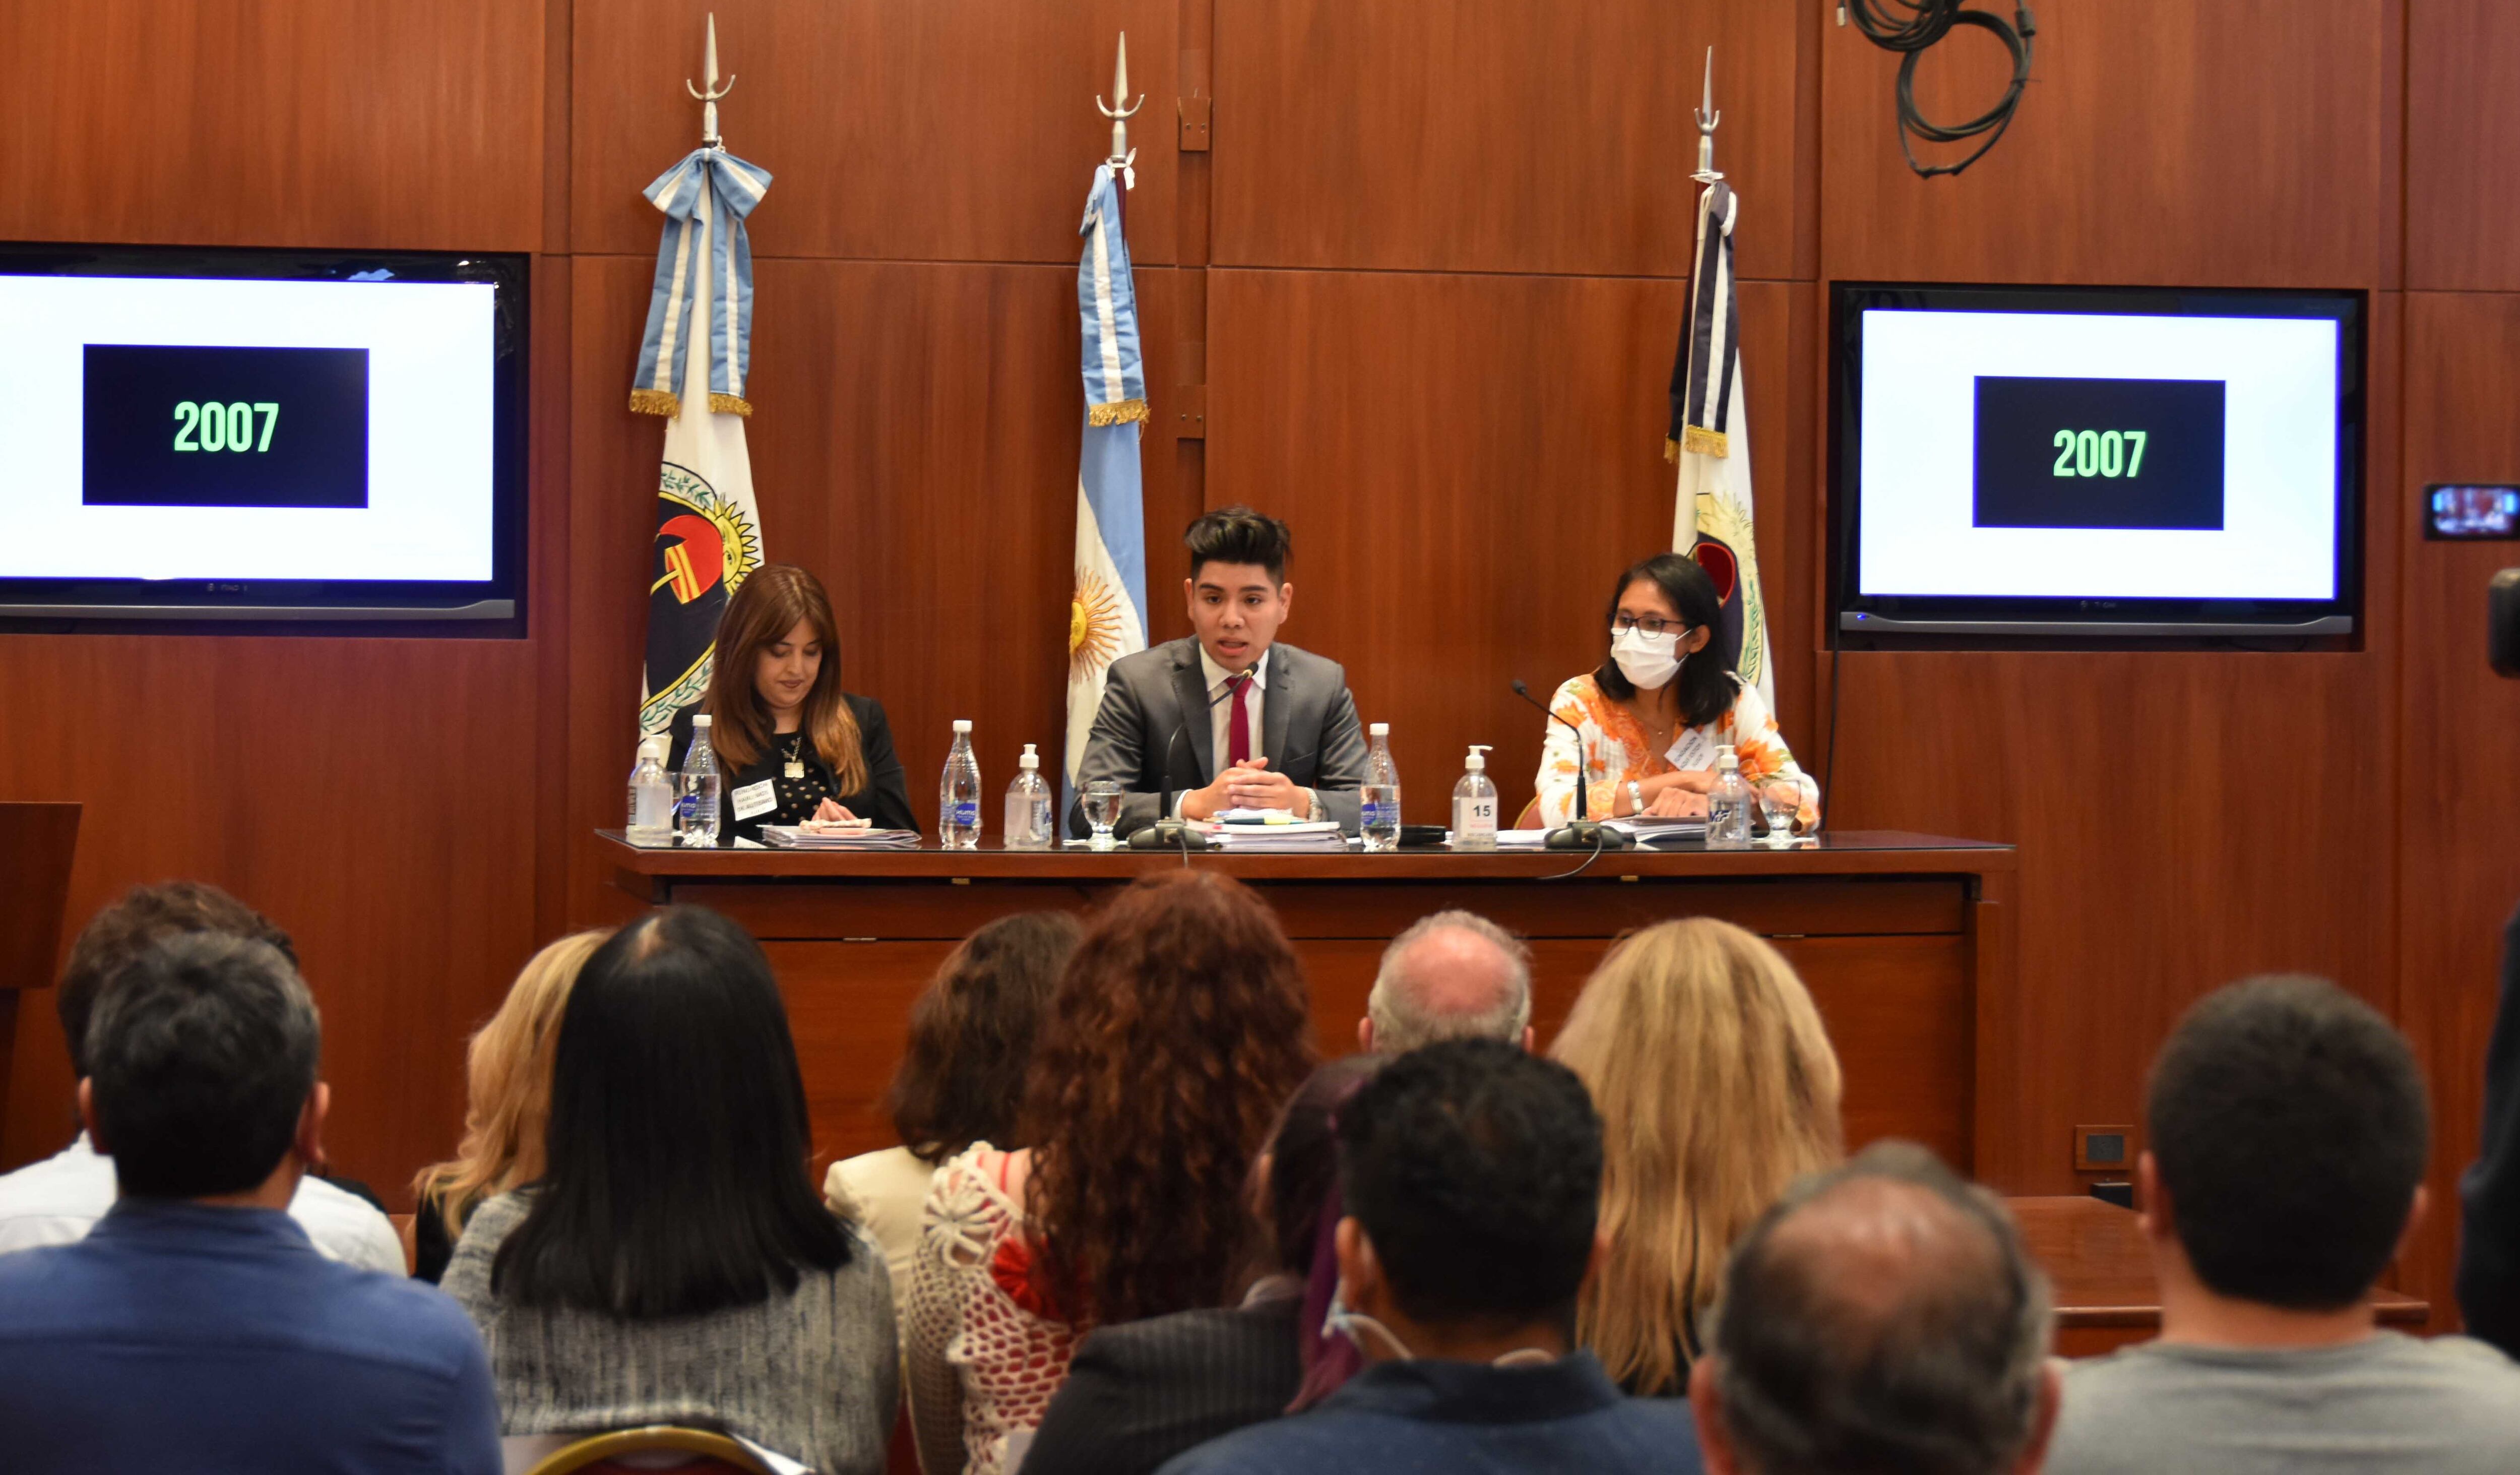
xmin=1097 ymin=31 xmax=1145 ymax=180
xmin=1693 ymin=47 xmax=1722 ymax=183
xmin=686 ymin=12 xmax=736 ymax=149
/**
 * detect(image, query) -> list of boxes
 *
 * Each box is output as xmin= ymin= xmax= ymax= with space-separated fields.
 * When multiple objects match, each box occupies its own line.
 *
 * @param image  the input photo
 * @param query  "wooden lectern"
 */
xmin=0 ymin=803 xmax=82 ymax=1111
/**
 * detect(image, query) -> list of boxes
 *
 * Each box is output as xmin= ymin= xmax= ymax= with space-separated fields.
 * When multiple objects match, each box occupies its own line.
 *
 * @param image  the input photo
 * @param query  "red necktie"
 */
xmin=1226 ymin=672 xmax=1252 ymax=768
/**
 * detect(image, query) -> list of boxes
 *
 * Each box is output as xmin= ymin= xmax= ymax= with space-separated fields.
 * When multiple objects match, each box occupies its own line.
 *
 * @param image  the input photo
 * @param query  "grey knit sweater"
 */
xmin=443 ymin=1190 xmax=897 ymax=1475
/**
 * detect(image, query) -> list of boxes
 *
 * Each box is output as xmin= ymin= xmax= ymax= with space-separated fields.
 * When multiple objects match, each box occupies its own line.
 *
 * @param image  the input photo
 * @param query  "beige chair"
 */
xmin=521 ymin=1427 xmax=775 ymax=1475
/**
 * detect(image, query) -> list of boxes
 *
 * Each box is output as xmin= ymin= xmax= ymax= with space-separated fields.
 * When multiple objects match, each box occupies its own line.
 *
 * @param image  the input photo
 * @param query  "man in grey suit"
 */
xmin=1069 ymin=506 xmax=1368 ymax=838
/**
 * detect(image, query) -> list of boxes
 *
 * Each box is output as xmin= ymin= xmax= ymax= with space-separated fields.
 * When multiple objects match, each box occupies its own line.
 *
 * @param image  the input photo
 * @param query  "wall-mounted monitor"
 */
xmin=0 ymin=242 xmax=528 ymax=626
xmin=1831 ymin=282 xmax=2362 ymax=642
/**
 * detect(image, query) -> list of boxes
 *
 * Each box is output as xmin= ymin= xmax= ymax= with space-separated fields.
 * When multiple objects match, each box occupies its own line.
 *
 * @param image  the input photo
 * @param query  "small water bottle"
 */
xmin=677 ymin=715 xmax=721 ymax=847
xmin=1706 ymin=744 xmax=1752 ymax=850
xmin=1450 ymin=744 xmax=1498 ymax=851
xmin=625 ymin=734 xmax=674 ymax=846
xmin=1003 ymin=743 xmax=1053 ymax=851
xmin=939 ymin=719 xmax=982 ymax=850
xmin=1360 ymin=723 xmax=1402 ymax=852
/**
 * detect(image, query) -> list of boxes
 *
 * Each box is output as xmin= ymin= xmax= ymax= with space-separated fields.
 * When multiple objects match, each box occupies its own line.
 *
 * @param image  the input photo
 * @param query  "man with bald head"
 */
xmin=1690 ymin=1141 xmax=2060 ymax=1475
xmin=1359 ymin=910 xmax=1533 ymax=1054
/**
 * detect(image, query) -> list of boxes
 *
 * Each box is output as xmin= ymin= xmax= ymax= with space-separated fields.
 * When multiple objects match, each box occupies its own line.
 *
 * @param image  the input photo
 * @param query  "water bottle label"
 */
xmin=1361 ymin=801 xmax=1384 ymax=827
xmin=953 ymin=801 xmax=978 ymax=828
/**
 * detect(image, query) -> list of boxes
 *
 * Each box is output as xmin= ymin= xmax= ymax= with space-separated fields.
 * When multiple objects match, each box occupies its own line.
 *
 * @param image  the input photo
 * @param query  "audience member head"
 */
xmin=412 ymin=929 xmax=611 ymax=1242
xmin=1551 ymin=917 xmax=1844 ymax=1395
xmin=885 ymin=911 xmax=1082 ymax=1164
xmin=491 ymin=905 xmax=850 ymax=1320
xmin=58 ymin=881 xmax=294 ymax=1081
xmin=702 ymin=562 xmax=867 ymax=788
xmin=1332 ymin=1038 xmax=1604 ymax=1360
xmin=1023 ymin=871 xmax=1316 ymax=1326
xmin=1260 ymin=1055 xmax=1384 ymax=1277
xmin=1361 ymin=910 xmax=1533 ymax=1054
xmin=82 ymin=932 xmax=324 ymax=1203
xmin=1694 ymin=1142 xmax=2057 ymax=1475
xmin=2144 ymin=974 xmax=2429 ymax=1313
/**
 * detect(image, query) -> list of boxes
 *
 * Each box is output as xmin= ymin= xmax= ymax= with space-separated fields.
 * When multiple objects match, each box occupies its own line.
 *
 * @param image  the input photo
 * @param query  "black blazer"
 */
xmin=669 ymin=692 xmax=919 ymax=843
xmin=1021 ymin=1293 xmax=1302 ymax=1475
xmin=2460 ymin=901 xmax=2520 ymax=1355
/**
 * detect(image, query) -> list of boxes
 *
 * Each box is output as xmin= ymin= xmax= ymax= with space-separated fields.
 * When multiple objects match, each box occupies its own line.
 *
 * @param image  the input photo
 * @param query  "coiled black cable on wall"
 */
xmin=1839 ymin=0 xmax=2037 ymax=178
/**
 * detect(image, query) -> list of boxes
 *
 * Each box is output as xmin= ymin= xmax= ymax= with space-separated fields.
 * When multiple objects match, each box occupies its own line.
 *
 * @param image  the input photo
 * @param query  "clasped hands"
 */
xmin=1183 ymin=757 xmax=1311 ymax=821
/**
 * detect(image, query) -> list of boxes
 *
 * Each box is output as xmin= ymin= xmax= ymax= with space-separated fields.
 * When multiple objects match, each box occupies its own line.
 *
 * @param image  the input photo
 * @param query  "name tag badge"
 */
xmin=730 ymin=779 xmax=778 ymax=821
xmin=1669 ymin=729 xmax=1717 ymax=772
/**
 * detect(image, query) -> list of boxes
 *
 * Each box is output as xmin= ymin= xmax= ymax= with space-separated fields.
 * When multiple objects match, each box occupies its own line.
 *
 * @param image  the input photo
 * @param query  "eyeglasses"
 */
xmin=1611 ymin=615 xmax=1689 ymax=639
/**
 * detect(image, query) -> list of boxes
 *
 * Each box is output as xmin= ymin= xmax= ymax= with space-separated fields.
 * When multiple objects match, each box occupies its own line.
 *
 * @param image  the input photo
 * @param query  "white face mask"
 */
xmin=1611 ymin=625 xmax=1684 ymax=690
xmin=1325 ymin=1280 xmax=1556 ymax=1368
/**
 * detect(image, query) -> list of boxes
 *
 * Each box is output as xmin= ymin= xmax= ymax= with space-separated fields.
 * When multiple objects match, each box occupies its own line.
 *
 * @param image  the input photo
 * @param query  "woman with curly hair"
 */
xmin=904 ymin=872 xmax=1317 ymax=1475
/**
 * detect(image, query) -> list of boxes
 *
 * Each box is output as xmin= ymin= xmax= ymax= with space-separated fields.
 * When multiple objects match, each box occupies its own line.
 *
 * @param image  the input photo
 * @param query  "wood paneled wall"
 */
xmin=6 ymin=0 xmax=2515 ymax=1329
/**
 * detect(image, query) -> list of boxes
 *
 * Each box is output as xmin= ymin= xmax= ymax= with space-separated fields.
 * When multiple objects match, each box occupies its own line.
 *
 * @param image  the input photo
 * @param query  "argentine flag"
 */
xmin=1065 ymin=163 xmax=1151 ymax=797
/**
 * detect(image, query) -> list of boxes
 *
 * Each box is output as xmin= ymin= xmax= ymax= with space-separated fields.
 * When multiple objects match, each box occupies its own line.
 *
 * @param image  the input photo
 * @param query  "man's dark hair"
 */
xmin=58 ymin=882 xmax=295 ymax=1079
xmin=1336 ymin=1037 xmax=1602 ymax=1328
xmin=1185 ymin=505 xmax=1292 ymax=583
xmin=2149 ymin=973 xmax=2428 ymax=1310
xmin=86 ymin=932 xmax=321 ymax=1199
xmin=1711 ymin=1141 xmax=2051 ymax=1475
xmin=492 ymin=905 xmax=853 ymax=1320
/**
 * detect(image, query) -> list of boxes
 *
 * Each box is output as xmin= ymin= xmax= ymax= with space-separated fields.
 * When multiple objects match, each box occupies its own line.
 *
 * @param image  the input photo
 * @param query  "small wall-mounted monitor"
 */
xmin=2426 ymin=484 xmax=2520 ymax=541
xmin=0 ymin=242 xmax=528 ymax=627
xmin=1831 ymin=283 xmax=2363 ymax=642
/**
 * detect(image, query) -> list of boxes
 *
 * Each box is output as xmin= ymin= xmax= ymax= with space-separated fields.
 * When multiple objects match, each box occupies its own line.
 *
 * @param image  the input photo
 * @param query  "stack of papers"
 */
xmin=761 ymin=823 xmax=923 ymax=850
xmin=1606 ymin=816 xmax=1709 ymax=845
xmin=1191 ymin=810 xmax=1349 ymax=852
xmin=1492 ymin=829 xmax=1554 ymax=850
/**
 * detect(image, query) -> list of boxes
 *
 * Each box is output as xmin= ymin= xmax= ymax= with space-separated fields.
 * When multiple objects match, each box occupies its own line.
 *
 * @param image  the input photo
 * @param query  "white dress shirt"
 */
xmin=1174 ymin=647 xmax=1315 ymax=819
xmin=0 ymin=1132 xmax=408 ymax=1273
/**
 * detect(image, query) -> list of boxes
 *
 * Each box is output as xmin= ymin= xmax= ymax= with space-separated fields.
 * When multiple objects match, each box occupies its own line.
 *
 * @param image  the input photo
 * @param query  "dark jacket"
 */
xmin=2459 ymin=901 xmax=2520 ymax=1354
xmin=669 ymin=692 xmax=918 ymax=843
xmin=1154 ymin=1350 xmax=1704 ymax=1475
xmin=1024 ymin=1293 xmax=1302 ymax=1475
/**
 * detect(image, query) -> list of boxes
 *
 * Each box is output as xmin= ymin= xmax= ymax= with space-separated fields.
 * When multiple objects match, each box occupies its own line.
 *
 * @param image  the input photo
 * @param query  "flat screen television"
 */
xmin=0 ymin=242 xmax=528 ymax=625
xmin=1830 ymin=282 xmax=2362 ymax=641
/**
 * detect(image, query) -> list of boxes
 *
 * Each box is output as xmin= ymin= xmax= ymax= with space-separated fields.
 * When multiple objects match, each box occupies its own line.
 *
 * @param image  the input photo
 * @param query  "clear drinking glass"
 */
xmin=1083 ymin=780 xmax=1125 ymax=851
xmin=1759 ymin=778 xmax=1803 ymax=846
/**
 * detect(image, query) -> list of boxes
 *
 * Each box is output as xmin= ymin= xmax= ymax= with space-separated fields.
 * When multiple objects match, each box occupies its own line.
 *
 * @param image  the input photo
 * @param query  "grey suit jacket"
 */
xmin=1068 ymin=637 xmax=1369 ymax=838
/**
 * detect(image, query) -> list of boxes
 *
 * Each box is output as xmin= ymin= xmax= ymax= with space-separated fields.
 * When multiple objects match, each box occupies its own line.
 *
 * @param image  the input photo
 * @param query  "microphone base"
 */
xmin=1544 ymin=821 xmax=1634 ymax=851
xmin=1127 ymin=821 xmax=1214 ymax=851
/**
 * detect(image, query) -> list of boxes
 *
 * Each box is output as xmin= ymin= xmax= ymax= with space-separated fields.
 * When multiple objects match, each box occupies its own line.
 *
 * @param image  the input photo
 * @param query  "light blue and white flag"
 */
xmin=635 ymin=146 xmax=770 ymax=745
xmin=1065 ymin=162 xmax=1151 ymax=796
xmin=631 ymin=147 xmax=772 ymax=419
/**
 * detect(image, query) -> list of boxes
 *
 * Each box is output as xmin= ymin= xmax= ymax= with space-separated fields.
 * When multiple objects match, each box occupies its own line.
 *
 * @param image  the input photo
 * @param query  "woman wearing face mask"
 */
xmin=670 ymin=564 xmax=919 ymax=844
xmin=1531 ymin=552 xmax=1818 ymax=830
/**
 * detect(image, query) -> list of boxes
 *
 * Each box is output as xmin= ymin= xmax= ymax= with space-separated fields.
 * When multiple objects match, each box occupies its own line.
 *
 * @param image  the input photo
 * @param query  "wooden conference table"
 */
xmin=606 ymin=829 xmax=2017 ymax=1171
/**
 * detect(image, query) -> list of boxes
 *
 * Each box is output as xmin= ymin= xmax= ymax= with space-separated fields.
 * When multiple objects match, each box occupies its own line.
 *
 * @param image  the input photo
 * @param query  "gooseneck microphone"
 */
xmin=1130 ymin=675 xmax=1247 ymax=851
xmin=1510 ymin=679 xmax=1633 ymax=852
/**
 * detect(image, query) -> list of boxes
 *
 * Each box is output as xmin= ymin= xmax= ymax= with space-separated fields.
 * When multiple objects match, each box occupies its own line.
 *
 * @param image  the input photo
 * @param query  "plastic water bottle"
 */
xmin=1706 ymin=744 xmax=1753 ymax=850
xmin=625 ymin=734 xmax=674 ymax=846
xmin=939 ymin=719 xmax=982 ymax=850
xmin=1360 ymin=723 xmax=1402 ymax=852
xmin=1003 ymin=743 xmax=1053 ymax=851
xmin=677 ymin=715 xmax=721 ymax=847
xmin=1450 ymin=744 xmax=1498 ymax=851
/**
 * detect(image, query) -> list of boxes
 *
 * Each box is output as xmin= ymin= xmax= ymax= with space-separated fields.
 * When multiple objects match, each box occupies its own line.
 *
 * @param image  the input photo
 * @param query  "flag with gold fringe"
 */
xmin=1064 ymin=162 xmax=1152 ymax=802
xmin=635 ymin=145 xmax=771 ymax=747
xmin=1667 ymin=179 xmax=1774 ymax=712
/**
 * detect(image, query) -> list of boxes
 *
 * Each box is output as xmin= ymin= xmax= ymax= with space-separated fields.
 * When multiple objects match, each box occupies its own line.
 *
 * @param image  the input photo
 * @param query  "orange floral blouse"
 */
xmin=1533 ymin=673 xmax=1820 ymax=830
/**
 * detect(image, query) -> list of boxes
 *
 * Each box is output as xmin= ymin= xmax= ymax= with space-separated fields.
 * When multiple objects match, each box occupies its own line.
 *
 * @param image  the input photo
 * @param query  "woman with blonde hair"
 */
xmin=409 ymin=929 xmax=611 ymax=1281
xmin=1548 ymin=916 xmax=1843 ymax=1396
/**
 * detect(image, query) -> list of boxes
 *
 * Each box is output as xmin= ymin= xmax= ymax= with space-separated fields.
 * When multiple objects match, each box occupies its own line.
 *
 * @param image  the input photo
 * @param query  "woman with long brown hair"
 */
xmin=903 ymin=872 xmax=1317 ymax=1475
xmin=672 ymin=563 xmax=916 ymax=843
xmin=1549 ymin=916 xmax=1843 ymax=1397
